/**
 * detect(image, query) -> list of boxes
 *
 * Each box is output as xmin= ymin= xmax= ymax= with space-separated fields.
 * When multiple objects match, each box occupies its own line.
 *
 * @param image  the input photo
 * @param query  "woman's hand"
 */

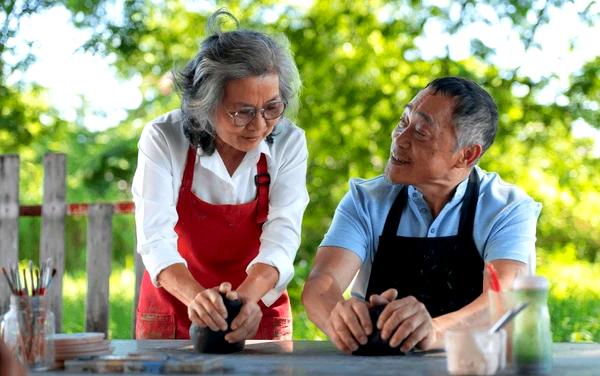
xmin=224 ymin=294 xmax=263 ymax=343
xmin=187 ymin=282 xmax=237 ymax=331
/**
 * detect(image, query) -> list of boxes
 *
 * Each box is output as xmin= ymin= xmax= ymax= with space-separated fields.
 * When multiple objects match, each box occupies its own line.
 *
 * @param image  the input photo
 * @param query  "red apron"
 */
xmin=136 ymin=146 xmax=292 ymax=340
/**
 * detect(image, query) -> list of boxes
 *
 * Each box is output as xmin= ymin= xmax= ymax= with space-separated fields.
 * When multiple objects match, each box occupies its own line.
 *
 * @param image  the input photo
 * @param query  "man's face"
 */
xmin=385 ymin=89 xmax=463 ymax=188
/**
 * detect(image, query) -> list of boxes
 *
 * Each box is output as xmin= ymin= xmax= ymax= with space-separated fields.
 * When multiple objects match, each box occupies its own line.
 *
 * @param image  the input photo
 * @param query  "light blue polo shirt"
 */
xmin=320 ymin=166 xmax=542 ymax=300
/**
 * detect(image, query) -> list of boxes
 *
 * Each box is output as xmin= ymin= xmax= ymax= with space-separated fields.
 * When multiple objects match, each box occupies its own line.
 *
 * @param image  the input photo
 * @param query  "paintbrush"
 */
xmin=22 ymin=268 xmax=29 ymax=296
xmin=40 ymin=269 xmax=57 ymax=296
xmin=34 ymin=268 xmax=40 ymax=296
xmin=28 ymin=260 xmax=34 ymax=296
xmin=13 ymin=267 xmax=21 ymax=296
xmin=486 ymin=263 xmax=502 ymax=292
xmin=488 ymin=303 xmax=529 ymax=335
xmin=2 ymin=266 xmax=17 ymax=295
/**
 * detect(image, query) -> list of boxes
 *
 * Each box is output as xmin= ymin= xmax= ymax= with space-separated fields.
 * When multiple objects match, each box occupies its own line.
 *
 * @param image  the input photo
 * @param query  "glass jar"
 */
xmin=0 ymin=295 xmax=55 ymax=371
xmin=1 ymin=295 xmax=22 ymax=354
xmin=511 ymin=276 xmax=552 ymax=374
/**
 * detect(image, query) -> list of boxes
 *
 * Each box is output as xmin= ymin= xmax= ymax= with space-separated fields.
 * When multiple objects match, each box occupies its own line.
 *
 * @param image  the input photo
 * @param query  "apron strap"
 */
xmin=181 ymin=146 xmax=269 ymax=223
xmin=255 ymin=153 xmax=270 ymax=224
xmin=381 ymin=168 xmax=480 ymax=238
xmin=181 ymin=146 xmax=198 ymax=192
xmin=457 ymin=168 xmax=480 ymax=239
xmin=381 ymin=185 xmax=408 ymax=237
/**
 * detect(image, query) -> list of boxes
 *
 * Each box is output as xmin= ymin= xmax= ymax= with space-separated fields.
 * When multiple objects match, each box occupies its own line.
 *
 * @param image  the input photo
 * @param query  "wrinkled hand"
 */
xmin=224 ymin=295 xmax=262 ymax=343
xmin=327 ymin=297 xmax=372 ymax=353
xmin=371 ymin=289 xmax=436 ymax=352
xmin=188 ymin=282 xmax=237 ymax=331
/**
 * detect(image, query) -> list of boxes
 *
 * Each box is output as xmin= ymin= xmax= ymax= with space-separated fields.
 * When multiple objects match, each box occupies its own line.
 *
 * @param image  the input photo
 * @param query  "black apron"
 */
xmin=365 ymin=169 xmax=483 ymax=318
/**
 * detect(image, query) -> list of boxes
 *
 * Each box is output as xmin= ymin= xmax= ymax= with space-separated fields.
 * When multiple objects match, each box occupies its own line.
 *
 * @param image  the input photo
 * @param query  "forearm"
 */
xmin=236 ymin=263 xmax=279 ymax=304
xmin=431 ymin=259 xmax=527 ymax=347
xmin=433 ymin=293 xmax=489 ymax=338
xmin=156 ymin=263 xmax=205 ymax=306
xmin=302 ymin=274 xmax=345 ymax=335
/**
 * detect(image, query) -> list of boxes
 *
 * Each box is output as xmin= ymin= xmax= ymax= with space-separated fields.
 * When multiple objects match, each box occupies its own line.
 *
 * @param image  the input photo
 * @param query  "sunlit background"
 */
xmin=9 ymin=1 xmax=600 ymax=141
xmin=2 ymin=0 xmax=599 ymax=341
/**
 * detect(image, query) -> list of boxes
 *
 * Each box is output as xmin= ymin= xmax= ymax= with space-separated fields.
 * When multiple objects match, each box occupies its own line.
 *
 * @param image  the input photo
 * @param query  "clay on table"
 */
xmin=189 ymin=293 xmax=245 ymax=354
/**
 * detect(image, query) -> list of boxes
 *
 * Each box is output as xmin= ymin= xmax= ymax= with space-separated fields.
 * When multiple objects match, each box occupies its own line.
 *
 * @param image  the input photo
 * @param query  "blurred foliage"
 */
xmin=538 ymin=249 xmax=600 ymax=342
xmin=1 ymin=0 xmax=599 ymax=340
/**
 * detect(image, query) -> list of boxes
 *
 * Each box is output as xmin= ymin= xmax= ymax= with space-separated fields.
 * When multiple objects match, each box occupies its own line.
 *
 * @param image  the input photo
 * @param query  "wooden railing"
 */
xmin=0 ymin=153 xmax=143 ymax=338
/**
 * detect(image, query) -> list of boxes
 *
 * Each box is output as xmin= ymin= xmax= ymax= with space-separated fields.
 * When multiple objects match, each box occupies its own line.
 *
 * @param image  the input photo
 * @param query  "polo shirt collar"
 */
xmin=407 ymin=169 xmax=474 ymax=207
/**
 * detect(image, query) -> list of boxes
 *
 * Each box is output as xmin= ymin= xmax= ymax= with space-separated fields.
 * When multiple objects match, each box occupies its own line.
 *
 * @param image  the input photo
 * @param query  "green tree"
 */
xmin=2 ymin=0 xmax=599 ymax=340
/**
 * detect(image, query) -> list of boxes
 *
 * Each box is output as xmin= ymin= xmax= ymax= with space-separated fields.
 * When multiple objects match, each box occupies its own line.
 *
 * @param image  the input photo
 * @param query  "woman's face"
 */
xmin=214 ymin=74 xmax=282 ymax=153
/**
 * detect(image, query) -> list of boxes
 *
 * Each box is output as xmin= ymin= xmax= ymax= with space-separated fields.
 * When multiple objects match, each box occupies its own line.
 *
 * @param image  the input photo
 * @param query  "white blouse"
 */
xmin=131 ymin=110 xmax=309 ymax=306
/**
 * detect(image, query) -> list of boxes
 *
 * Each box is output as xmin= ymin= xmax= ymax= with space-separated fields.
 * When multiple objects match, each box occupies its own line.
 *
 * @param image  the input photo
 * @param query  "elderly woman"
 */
xmin=132 ymin=9 xmax=308 ymax=341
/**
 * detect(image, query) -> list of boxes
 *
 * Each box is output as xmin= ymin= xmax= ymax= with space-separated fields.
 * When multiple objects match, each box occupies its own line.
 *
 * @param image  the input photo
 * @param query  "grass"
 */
xmin=62 ymin=268 xmax=135 ymax=339
xmin=537 ymin=251 xmax=600 ymax=343
xmin=60 ymin=257 xmax=599 ymax=341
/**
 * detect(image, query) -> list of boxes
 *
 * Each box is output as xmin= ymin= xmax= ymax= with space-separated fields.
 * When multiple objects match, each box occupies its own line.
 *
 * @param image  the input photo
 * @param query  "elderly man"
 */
xmin=302 ymin=76 xmax=541 ymax=354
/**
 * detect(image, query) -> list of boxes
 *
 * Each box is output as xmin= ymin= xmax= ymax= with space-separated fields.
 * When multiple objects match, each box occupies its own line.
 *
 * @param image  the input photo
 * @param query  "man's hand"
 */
xmin=224 ymin=294 xmax=262 ymax=343
xmin=374 ymin=293 xmax=437 ymax=352
xmin=188 ymin=282 xmax=236 ymax=331
xmin=327 ymin=297 xmax=373 ymax=353
xmin=368 ymin=288 xmax=398 ymax=306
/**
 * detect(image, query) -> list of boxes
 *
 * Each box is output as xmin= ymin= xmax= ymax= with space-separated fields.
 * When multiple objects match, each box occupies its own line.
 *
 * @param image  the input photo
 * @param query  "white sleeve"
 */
xmin=131 ymin=123 xmax=187 ymax=287
xmin=246 ymin=130 xmax=309 ymax=306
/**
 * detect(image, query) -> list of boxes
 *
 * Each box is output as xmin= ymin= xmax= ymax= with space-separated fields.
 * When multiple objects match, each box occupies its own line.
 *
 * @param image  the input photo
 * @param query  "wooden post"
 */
xmin=40 ymin=153 xmax=66 ymax=332
xmin=131 ymin=235 xmax=144 ymax=338
xmin=86 ymin=204 xmax=113 ymax=335
xmin=0 ymin=155 xmax=19 ymax=314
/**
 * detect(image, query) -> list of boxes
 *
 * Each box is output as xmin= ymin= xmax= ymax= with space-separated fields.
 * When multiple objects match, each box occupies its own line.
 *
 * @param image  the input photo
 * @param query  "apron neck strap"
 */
xmin=382 ymin=168 xmax=480 ymax=237
xmin=456 ymin=168 xmax=480 ymax=237
xmin=181 ymin=146 xmax=198 ymax=192
xmin=181 ymin=146 xmax=270 ymax=224
xmin=255 ymin=153 xmax=270 ymax=224
xmin=382 ymin=185 xmax=408 ymax=236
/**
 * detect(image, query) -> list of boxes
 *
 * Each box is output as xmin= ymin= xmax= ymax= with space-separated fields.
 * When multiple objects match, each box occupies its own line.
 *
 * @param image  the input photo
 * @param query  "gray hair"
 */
xmin=175 ymin=9 xmax=301 ymax=154
xmin=426 ymin=77 xmax=498 ymax=163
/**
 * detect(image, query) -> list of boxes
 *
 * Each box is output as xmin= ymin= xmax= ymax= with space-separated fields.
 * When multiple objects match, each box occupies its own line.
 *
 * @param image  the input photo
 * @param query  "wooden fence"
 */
xmin=0 ymin=153 xmax=143 ymax=337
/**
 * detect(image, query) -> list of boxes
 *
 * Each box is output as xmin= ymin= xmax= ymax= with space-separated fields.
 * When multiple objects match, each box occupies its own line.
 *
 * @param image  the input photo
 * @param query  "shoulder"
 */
xmin=140 ymin=109 xmax=186 ymax=144
xmin=272 ymin=118 xmax=306 ymax=147
xmin=266 ymin=118 xmax=307 ymax=164
xmin=345 ymin=175 xmax=402 ymax=208
xmin=475 ymin=166 xmax=541 ymax=212
xmin=276 ymin=117 xmax=305 ymax=136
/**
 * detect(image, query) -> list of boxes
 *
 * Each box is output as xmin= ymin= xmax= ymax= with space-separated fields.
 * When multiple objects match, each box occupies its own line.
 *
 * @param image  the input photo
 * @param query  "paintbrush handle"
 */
xmin=488 ymin=302 xmax=529 ymax=335
xmin=2 ymin=267 xmax=16 ymax=294
xmin=486 ymin=263 xmax=502 ymax=292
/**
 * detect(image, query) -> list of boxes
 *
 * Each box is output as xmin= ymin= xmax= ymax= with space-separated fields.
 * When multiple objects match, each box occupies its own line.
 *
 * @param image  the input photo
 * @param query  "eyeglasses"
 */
xmin=226 ymin=101 xmax=286 ymax=127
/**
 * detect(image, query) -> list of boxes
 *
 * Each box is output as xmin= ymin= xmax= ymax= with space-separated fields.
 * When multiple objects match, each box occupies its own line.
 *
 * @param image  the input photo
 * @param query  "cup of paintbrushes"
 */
xmin=2 ymin=260 xmax=56 ymax=370
xmin=11 ymin=295 xmax=56 ymax=370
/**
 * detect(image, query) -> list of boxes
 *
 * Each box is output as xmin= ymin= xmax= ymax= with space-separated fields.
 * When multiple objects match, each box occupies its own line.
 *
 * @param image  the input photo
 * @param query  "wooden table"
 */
xmin=35 ymin=340 xmax=600 ymax=375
